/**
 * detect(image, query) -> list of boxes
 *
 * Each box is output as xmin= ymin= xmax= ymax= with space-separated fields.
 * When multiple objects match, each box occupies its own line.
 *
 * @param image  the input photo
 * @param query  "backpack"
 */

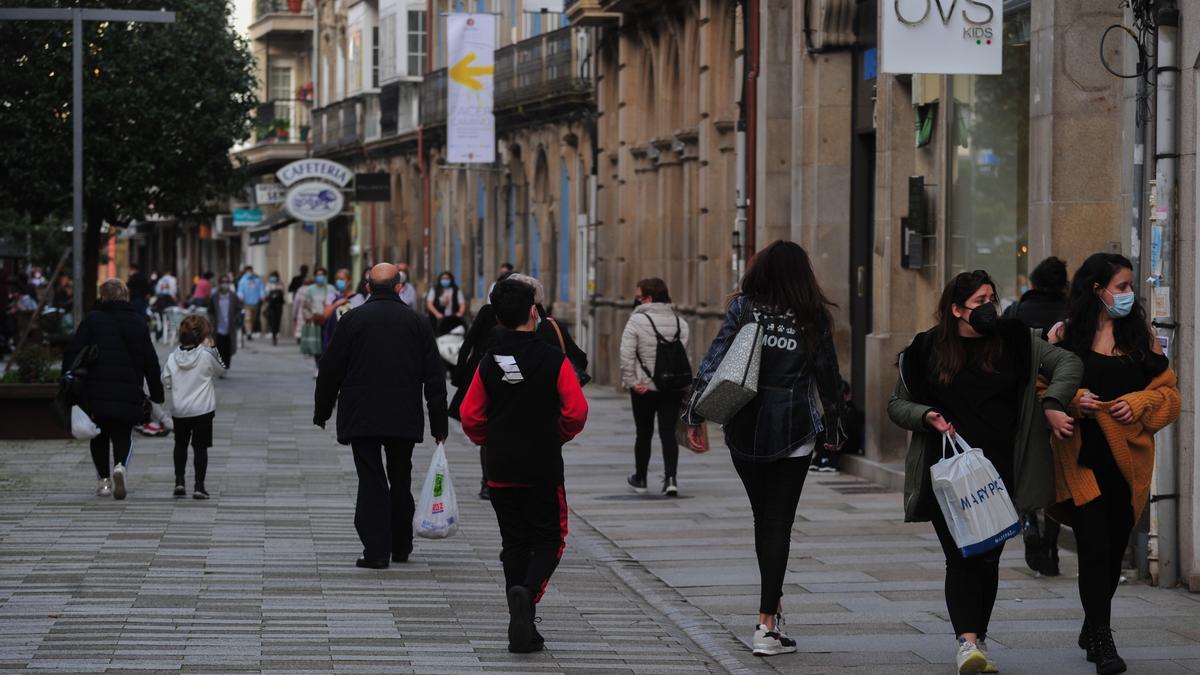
xmin=636 ymin=312 xmax=692 ymax=391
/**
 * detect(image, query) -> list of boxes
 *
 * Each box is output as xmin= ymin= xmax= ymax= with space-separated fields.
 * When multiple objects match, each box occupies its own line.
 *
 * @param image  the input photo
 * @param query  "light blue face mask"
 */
xmin=335 ymin=279 xmax=348 ymax=291
xmin=439 ymin=279 xmax=451 ymax=288
xmin=314 ymin=275 xmax=327 ymax=285
xmin=1104 ymin=290 xmax=1136 ymax=318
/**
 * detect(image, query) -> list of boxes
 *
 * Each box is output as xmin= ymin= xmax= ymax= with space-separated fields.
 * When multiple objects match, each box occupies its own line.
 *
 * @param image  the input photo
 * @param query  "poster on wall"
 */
xmin=881 ymin=0 xmax=1003 ymax=75
xmin=447 ymin=13 xmax=496 ymax=164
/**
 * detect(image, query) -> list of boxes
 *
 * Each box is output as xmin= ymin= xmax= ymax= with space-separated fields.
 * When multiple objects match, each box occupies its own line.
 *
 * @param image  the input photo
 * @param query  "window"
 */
xmin=407 ymin=10 xmax=427 ymax=76
xmin=372 ymin=25 xmax=380 ymax=88
xmin=268 ymin=67 xmax=293 ymax=135
xmin=349 ymin=29 xmax=363 ymax=92
xmin=947 ymin=7 xmax=1031 ymax=308
xmin=379 ymin=13 xmax=396 ymax=81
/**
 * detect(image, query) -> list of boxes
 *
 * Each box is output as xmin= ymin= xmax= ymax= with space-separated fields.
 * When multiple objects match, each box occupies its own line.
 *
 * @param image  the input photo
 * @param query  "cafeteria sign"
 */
xmin=277 ymin=158 xmax=351 ymax=222
xmin=881 ymin=0 xmax=1002 ymax=75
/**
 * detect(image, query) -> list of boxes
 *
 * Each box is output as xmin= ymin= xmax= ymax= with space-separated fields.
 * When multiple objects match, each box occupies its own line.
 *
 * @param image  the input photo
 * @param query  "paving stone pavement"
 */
xmin=3 ymin=338 xmax=1199 ymax=674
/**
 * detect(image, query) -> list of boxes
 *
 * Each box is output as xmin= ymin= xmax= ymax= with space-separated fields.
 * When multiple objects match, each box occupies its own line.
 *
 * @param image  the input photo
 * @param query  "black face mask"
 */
xmin=631 ymin=298 xmax=642 ymax=310
xmin=967 ymin=302 xmax=999 ymax=335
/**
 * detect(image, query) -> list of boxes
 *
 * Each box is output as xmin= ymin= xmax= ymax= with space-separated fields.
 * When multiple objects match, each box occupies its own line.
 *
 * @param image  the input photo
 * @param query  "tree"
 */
xmin=0 ymin=0 xmax=257 ymax=308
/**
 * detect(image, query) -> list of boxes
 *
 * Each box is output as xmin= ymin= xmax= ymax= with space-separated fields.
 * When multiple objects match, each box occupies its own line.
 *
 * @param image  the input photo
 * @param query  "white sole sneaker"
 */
xmin=112 ymin=465 xmax=127 ymax=500
xmin=957 ymin=644 xmax=987 ymax=674
xmin=752 ymin=626 xmax=797 ymax=657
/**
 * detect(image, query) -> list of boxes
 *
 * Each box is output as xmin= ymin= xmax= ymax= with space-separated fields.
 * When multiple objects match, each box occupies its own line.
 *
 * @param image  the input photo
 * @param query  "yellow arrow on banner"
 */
xmin=450 ymin=52 xmax=494 ymax=91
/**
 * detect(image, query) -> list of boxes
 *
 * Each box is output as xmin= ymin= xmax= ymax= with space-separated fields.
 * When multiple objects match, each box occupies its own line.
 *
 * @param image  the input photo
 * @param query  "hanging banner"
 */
xmin=447 ymin=13 xmax=496 ymax=164
xmin=881 ymin=0 xmax=1003 ymax=75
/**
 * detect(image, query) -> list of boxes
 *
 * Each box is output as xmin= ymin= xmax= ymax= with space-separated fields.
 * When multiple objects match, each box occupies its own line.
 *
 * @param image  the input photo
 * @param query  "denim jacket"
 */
xmin=684 ymin=295 xmax=844 ymax=462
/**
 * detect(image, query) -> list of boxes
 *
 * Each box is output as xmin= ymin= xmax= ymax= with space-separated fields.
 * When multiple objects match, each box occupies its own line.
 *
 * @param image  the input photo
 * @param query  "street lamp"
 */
xmin=0 ymin=8 xmax=175 ymax=325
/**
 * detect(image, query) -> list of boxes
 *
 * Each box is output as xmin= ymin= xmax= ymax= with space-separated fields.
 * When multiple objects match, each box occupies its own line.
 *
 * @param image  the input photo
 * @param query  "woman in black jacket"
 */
xmin=683 ymin=241 xmax=844 ymax=657
xmin=63 ymin=279 xmax=164 ymax=500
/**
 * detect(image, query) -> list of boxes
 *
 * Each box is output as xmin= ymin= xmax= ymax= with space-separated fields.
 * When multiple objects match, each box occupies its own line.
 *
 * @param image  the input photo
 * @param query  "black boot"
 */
xmin=1087 ymin=626 xmax=1127 ymax=675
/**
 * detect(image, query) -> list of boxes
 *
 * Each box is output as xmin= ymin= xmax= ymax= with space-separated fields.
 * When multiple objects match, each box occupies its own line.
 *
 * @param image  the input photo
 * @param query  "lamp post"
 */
xmin=0 ymin=8 xmax=175 ymax=325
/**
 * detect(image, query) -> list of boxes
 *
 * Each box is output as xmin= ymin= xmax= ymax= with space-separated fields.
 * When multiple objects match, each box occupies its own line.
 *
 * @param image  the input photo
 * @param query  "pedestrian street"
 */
xmin=1 ymin=340 xmax=1198 ymax=674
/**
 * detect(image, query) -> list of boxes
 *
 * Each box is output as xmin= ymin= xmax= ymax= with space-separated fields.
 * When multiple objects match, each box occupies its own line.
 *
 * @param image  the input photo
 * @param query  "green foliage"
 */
xmin=8 ymin=345 xmax=60 ymax=384
xmin=0 ymin=0 xmax=257 ymax=270
xmin=0 ymin=210 xmax=68 ymax=271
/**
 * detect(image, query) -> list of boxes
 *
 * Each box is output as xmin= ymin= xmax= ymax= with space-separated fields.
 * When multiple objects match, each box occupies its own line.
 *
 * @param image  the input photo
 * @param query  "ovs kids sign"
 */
xmin=276 ymin=159 xmax=352 ymax=222
xmin=881 ymin=0 xmax=1002 ymax=75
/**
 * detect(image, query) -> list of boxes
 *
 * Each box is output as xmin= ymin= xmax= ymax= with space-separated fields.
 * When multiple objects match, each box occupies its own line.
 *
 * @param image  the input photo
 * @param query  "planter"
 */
xmin=0 ymin=383 xmax=70 ymax=440
xmin=288 ymin=0 xmax=304 ymax=13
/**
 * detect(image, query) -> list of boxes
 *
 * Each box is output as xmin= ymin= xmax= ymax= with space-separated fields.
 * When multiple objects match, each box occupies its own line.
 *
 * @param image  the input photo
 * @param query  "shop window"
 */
xmin=947 ymin=6 xmax=1031 ymax=307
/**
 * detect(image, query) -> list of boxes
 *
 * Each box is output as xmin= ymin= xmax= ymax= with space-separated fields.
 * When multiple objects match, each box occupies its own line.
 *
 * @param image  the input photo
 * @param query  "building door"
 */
xmin=849 ymin=0 xmax=877 ymax=418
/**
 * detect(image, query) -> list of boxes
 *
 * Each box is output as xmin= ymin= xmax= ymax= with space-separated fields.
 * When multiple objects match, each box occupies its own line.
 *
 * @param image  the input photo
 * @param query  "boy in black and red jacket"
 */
xmin=459 ymin=279 xmax=588 ymax=653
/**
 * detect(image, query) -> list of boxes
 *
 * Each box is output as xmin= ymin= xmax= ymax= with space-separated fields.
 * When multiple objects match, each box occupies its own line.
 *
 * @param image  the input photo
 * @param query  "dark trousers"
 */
xmin=732 ymin=453 xmax=812 ymax=614
xmin=489 ymin=484 xmax=569 ymax=604
xmin=172 ymin=412 xmax=213 ymax=487
xmin=931 ymin=504 xmax=1005 ymax=637
xmin=1072 ymin=471 xmax=1134 ymax=629
xmin=90 ymin=420 xmax=134 ymax=479
xmin=215 ymin=333 xmax=233 ymax=368
xmin=630 ymin=389 xmax=683 ymax=479
xmin=350 ymin=439 xmax=415 ymax=561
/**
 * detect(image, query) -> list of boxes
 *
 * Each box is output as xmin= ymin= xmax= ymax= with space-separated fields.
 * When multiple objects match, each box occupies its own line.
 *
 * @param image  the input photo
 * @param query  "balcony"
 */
xmin=312 ymin=92 xmax=383 ymax=155
xmin=421 ymin=27 xmax=591 ymax=129
xmin=249 ymin=0 xmax=314 ymax=42
xmin=564 ymin=0 xmax=620 ymax=26
xmin=379 ymin=81 xmax=421 ymax=138
xmin=234 ymin=98 xmax=311 ymax=168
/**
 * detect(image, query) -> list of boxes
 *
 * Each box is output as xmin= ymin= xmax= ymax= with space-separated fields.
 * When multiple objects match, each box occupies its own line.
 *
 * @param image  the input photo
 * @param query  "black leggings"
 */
xmin=172 ymin=413 xmax=213 ymax=487
xmin=1072 ymin=470 xmax=1134 ymax=629
xmin=931 ymin=505 xmax=1005 ymax=638
xmin=90 ymin=420 xmax=133 ymax=479
xmin=732 ymin=453 xmax=812 ymax=614
xmin=631 ymin=390 xmax=683 ymax=480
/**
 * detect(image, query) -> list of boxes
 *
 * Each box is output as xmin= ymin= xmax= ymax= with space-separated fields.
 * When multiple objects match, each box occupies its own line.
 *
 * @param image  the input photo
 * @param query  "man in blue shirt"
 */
xmin=236 ymin=265 xmax=266 ymax=340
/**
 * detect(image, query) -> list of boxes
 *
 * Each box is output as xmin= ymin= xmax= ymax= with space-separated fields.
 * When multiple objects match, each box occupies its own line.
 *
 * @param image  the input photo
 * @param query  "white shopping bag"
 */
xmin=414 ymin=443 xmax=459 ymax=539
xmin=929 ymin=433 xmax=1020 ymax=557
xmin=70 ymin=406 xmax=101 ymax=440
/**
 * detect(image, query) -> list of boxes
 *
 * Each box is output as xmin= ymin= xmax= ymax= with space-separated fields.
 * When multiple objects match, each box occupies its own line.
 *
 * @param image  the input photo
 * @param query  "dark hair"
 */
xmin=178 ymin=314 xmax=211 ymax=348
xmin=1030 ymin=256 xmax=1069 ymax=295
xmin=314 ymin=267 xmax=327 ymax=276
xmin=300 ymin=264 xmax=309 ymax=274
xmin=500 ymin=262 xmax=514 ymax=272
xmin=202 ymin=271 xmax=214 ymax=280
xmin=740 ymin=240 xmax=836 ymax=346
xmin=1061 ymin=253 xmax=1153 ymax=359
xmin=491 ymin=279 xmax=535 ymax=329
xmin=636 ymin=278 xmax=671 ymax=304
xmin=270 ymin=270 xmax=280 ymax=279
xmin=931 ymin=270 xmax=1002 ymax=386
xmin=439 ymin=271 xmax=457 ymax=286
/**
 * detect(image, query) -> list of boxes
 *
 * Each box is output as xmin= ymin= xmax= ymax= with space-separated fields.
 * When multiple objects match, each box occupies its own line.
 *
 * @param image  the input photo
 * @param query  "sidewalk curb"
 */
xmin=568 ymin=507 xmax=770 ymax=675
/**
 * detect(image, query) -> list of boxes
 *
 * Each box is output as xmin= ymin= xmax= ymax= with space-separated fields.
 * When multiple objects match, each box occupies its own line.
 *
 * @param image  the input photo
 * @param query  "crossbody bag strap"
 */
xmin=548 ymin=317 xmax=567 ymax=354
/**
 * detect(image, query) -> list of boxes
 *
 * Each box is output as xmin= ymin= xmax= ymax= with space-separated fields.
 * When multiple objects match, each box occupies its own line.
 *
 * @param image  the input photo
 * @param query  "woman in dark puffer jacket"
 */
xmin=63 ymin=279 xmax=164 ymax=500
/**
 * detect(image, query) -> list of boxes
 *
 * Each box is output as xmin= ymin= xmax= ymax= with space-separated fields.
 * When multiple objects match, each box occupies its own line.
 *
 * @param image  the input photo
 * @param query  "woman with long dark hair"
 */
xmin=684 ymin=241 xmax=844 ymax=657
xmin=426 ymin=271 xmax=467 ymax=335
xmin=888 ymin=270 xmax=1081 ymax=674
xmin=1048 ymin=253 xmax=1178 ymax=675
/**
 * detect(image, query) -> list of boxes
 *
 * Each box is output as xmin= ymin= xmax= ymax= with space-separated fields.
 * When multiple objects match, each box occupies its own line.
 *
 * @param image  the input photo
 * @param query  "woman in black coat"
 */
xmin=63 ymin=279 xmax=164 ymax=500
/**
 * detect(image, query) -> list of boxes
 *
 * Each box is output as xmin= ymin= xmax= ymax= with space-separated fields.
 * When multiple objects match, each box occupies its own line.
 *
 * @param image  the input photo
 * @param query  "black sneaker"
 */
xmin=506 ymin=586 xmax=541 ymax=653
xmin=193 ymin=486 xmax=210 ymax=500
xmin=627 ymin=474 xmax=647 ymax=494
xmin=173 ymin=484 xmax=186 ymax=498
xmin=662 ymin=476 xmax=678 ymax=497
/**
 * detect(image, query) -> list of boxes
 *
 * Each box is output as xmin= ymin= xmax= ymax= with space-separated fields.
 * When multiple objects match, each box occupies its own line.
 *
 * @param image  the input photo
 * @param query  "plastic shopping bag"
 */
xmin=70 ymin=406 xmax=101 ymax=440
xmin=929 ymin=433 xmax=1020 ymax=557
xmin=414 ymin=443 xmax=459 ymax=539
xmin=300 ymin=323 xmax=322 ymax=356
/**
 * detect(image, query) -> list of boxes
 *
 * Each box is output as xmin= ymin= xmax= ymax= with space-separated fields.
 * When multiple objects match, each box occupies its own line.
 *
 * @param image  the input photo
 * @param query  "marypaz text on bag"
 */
xmin=929 ymin=432 xmax=1020 ymax=557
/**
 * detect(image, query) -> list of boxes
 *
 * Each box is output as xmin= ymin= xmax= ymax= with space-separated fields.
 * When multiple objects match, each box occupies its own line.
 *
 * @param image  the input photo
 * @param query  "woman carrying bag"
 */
xmin=683 ymin=241 xmax=844 ymax=658
xmin=888 ymin=270 xmax=1081 ymax=675
xmin=1047 ymin=253 xmax=1179 ymax=675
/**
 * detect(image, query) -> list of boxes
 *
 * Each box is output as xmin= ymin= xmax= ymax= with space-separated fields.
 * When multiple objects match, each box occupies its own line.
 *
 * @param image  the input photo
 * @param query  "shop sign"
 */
xmin=276 ymin=158 xmax=354 ymax=188
xmin=355 ymin=173 xmax=392 ymax=202
xmin=881 ymin=0 xmax=1003 ymax=75
xmin=232 ymin=208 xmax=263 ymax=228
xmin=284 ymin=181 xmax=345 ymax=222
xmin=249 ymin=230 xmax=271 ymax=246
xmin=255 ymin=183 xmax=285 ymax=205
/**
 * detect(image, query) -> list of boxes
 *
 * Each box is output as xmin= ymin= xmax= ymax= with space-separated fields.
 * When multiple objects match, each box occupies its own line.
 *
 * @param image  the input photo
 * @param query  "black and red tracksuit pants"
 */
xmin=488 ymin=483 xmax=568 ymax=603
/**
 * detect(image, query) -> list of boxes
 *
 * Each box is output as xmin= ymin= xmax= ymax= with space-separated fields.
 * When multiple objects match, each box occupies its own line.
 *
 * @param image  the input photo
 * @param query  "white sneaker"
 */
xmin=977 ymin=639 xmax=999 ymax=673
xmin=112 ymin=464 xmax=127 ymax=500
xmin=96 ymin=478 xmax=112 ymax=497
xmin=752 ymin=624 xmax=797 ymax=657
xmin=956 ymin=641 xmax=987 ymax=674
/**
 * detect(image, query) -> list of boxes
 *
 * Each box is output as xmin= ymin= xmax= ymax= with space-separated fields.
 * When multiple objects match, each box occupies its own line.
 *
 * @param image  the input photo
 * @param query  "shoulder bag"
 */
xmin=693 ymin=301 xmax=764 ymax=424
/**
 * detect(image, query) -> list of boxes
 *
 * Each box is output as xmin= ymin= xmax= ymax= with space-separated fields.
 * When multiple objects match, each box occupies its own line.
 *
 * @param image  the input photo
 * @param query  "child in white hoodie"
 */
xmin=163 ymin=315 xmax=224 ymax=499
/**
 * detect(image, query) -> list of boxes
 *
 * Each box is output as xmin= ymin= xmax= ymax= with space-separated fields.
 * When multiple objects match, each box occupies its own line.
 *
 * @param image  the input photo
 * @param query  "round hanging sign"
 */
xmin=284 ymin=180 xmax=345 ymax=222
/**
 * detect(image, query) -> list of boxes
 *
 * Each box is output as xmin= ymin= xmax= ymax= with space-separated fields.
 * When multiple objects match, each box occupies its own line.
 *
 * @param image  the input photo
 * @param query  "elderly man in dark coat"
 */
xmin=314 ymin=263 xmax=449 ymax=569
xmin=63 ymin=278 xmax=164 ymax=500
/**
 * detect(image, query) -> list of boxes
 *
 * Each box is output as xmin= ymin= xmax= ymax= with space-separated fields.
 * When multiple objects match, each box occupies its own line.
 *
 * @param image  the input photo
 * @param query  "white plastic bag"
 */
xmin=436 ymin=325 xmax=466 ymax=366
xmin=70 ymin=406 xmax=101 ymax=440
xmin=930 ymin=433 xmax=1020 ymax=557
xmin=414 ymin=443 xmax=459 ymax=539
